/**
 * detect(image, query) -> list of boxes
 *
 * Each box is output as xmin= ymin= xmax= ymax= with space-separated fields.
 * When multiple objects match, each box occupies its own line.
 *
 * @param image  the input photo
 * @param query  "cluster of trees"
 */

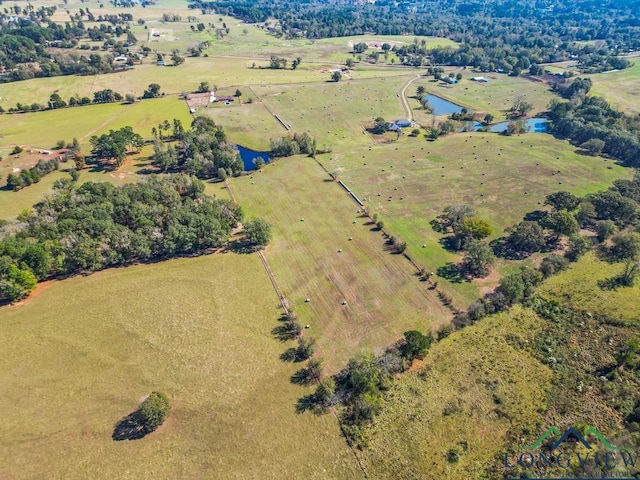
xmin=90 ymin=126 xmax=144 ymax=168
xmin=269 ymin=132 xmax=317 ymax=157
xmin=549 ymin=94 xmax=640 ymax=168
xmin=152 ymin=116 xmax=243 ymax=179
xmin=0 ymin=175 xmax=243 ymax=302
xmin=190 ymin=0 xmax=638 ymax=75
xmin=431 ymin=206 xmax=494 ymax=278
xmin=370 ymin=117 xmax=391 ymax=135
xmin=0 ymin=16 xmax=139 ymax=82
xmin=301 ymin=330 xmax=433 ymax=445
xmin=6 ymin=159 xmax=59 ymax=191
xmin=451 ymin=174 xmax=640 ymax=328
xmin=425 ymin=120 xmax=457 ymax=141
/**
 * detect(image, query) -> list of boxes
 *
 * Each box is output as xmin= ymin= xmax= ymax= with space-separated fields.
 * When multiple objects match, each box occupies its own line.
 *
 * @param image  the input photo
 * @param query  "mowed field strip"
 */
xmin=229 ymin=156 xmax=451 ymax=371
xmin=0 ymin=253 xmax=362 ymax=480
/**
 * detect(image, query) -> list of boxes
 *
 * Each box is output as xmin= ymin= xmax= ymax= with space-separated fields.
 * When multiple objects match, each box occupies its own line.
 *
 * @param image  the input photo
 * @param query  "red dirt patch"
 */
xmin=11 ymin=280 xmax=56 ymax=307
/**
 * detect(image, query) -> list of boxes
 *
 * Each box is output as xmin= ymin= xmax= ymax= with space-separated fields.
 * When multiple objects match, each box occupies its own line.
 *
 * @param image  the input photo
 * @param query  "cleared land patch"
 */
xmin=537 ymin=252 xmax=640 ymax=325
xmin=0 ymin=253 xmax=362 ymax=480
xmin=588 ymin=57 xmax=640 ymax=115
xmin=252 ymin=75 xmax=411 ymax=149
xmin=230 ymin=156 xmax=451 ymax=371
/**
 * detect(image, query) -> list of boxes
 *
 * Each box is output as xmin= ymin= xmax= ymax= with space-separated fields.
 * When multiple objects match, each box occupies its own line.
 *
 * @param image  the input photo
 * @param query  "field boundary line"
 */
xmin=223 ymin=178 xmax=288 ymax=312
xmin=78 ymin=103 xmax=135 ymax=142
xmin=310 ymin=155 xmax=460 ymax=314
xmin=224 ymin=175 xmax=370 ymax=479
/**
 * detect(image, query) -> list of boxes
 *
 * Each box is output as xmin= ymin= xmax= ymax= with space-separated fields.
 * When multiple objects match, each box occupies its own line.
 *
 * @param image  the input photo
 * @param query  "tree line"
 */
xmin=1 ymin=83 xmax=163 ymax=114
xmin=450 ymin=171 xmax=640 ymax=329
xmin=548 ymin=89 xmax=640 ymax=169
xmin=189 ymin=0 xmax=638 ymax=75
xmin=0 ymin=175 xmax=243 ymax=302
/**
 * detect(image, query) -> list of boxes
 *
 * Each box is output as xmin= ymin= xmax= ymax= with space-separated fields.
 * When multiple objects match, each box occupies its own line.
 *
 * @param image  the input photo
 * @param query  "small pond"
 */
xmin=423 ymin=94 xmax=470 ymax=116
xmin=489 ymin=118 xmax=549 ymax=133
xmin=236 ymin=145 xmax=271 ymax=171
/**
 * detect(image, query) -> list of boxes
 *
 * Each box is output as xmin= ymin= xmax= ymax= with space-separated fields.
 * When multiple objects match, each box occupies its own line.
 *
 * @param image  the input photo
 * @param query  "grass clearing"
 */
xmin=230 ymin=156 xmax=451 ymax=371
xmin=588 ymin=57 xmax=640 ymax=115
xmin=199 ymin=101 xmax=286 ymax=151
xmin=253 ymin=75 xmax=411 ymax=149
xmin=0 ymin=96 xmax=190 ymax=154
xmin=0 ymin=252 xmax=362 ymax=480
xmin=322 ymin=132 xmax=631 ymax=304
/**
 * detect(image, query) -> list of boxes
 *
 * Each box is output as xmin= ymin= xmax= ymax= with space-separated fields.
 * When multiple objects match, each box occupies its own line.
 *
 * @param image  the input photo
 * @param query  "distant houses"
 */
xmin=470 ymin=76 xmax=490 ymax=83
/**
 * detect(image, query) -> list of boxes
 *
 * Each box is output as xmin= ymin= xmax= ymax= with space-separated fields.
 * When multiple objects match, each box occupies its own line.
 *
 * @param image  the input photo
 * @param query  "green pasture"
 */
xmin=199 ymin=28 xmax=457 ymax=62
xmin=0 ymin=253 xmax=362 ymax=480
xmin=0 ymin=102 xmax=125 ymax=151
xmin=199 ymin=101 xmax=286 ymax=151
xmin=322 ymin=132 xmax=631 ymax=304
xmin=252 ymin=75 xmax=412 ymax=149
xmin=0 ymin=57 xmax=407 ymax=110
xmin=359 ymin=305 xmax=551 ymax=479
xmin=537 ymin=252 xmax=640 ymax=325
xmin=0 ymin=97 xmax=189 ymax=148
xmin=588 ymin=58 xmax=640 ymax=115
xmin=229 ymin=156 xmax=451 ymax=371
xmin=409 ymin=72 xmax=554 ymax=120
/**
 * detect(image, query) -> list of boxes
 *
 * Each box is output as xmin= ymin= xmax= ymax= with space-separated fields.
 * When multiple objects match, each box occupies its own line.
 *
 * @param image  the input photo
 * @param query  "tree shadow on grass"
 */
xmin=597 ymin=275 xmax=632 ymax=291
xmin=523 ymin=210 xmax=547 ymax=222
xmin=272 ymin=319 xmax=299 ymax=342
xmin=437 ymin=262 xmax=466 ymax=283
xmin=227 ymin=238 xmax=254 ymax=254
xmin=280 ymin=347 xmax=306 ymax=362
xmin=112 ymin=411 xmax=149 ymax=441
xmin=295 ymin=393 xmax=328 ymax=415
xmin=290 ymin=367 xmax=315 ymax=385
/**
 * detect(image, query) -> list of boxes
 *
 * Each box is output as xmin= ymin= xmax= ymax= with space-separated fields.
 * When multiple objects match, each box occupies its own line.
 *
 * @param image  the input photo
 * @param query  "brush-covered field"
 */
xmin=357 ymin=252 xmax=640 ymax=479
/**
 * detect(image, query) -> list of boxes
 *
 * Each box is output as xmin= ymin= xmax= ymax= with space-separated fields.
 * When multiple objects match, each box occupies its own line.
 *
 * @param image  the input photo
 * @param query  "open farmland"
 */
xmin=229 ymin=156 xmax=451 ymax=371
xmin=0 ymin=253 xmax=362 ymax=480
xmin=0 ymin=96 xmax=190 ymax=151
xmin=587 ymin=57 xmax=640 ymax=115
xmin=321 ymin=132 xmax=632 ymax=303
xmin=252 ymin=75 xmax=411 ymax=149
xmin=1 ymin=0 xmax=640 ymax=477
